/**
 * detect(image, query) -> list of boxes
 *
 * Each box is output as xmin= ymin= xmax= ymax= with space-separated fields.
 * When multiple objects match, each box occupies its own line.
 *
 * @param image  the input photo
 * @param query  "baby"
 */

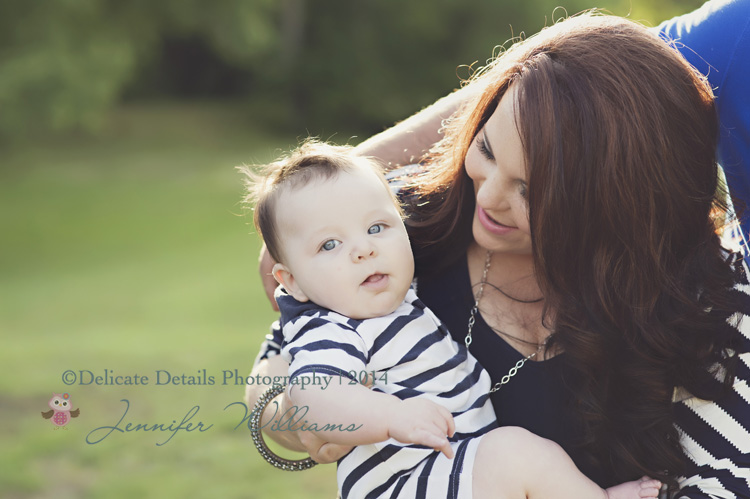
xmin=245 ymin=139 xmax=662 ymax=499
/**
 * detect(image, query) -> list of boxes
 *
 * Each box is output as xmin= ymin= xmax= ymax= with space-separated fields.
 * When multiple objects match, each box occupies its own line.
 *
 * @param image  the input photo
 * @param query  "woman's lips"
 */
xmin=477 ymin=206 xmax=517 ymax=235
xmin=362 ymin=273 xmax=389 ymax=291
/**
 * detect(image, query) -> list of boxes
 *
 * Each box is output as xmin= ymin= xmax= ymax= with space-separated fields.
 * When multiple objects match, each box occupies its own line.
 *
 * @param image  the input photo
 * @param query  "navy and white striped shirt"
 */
xmin=277 ymin=287 xmax=497 ymax=498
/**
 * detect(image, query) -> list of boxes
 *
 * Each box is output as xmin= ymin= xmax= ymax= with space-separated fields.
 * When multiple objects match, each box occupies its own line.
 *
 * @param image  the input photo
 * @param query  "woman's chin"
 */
xmin=472 ymin=221 xmax=532 ymax=256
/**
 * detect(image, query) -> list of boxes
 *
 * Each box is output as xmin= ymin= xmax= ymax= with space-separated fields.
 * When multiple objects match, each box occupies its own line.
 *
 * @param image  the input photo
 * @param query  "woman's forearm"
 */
xmin=353 ymin=85 xmax=474 ymax=167
xmin=244 ymin=355 xmax=307 ymax=452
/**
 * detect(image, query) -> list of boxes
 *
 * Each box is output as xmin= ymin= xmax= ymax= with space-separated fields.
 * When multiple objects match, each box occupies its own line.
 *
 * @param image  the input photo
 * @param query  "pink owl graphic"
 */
xmin=41 ymin=393 xmax=80 ymax=428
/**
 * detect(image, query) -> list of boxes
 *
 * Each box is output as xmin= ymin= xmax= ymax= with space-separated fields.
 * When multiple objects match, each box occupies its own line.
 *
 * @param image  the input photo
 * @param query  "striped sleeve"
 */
xmin=281 ymin=312 xmax=369 ymax=383
xmin=672 ymin=258 xmax=750 ymax=498
xmin=252 ymin=319 xmax=284 ymax=366
xmin=673 ymin=379 xmax=750 ymax=497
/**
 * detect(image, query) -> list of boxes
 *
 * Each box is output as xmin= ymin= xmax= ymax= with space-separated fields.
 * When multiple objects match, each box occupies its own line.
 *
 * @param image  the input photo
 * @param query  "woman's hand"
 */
xmin=245 ymin=357 xmax=307 ymax=452
xmin=258 ymin=243 xmax=279 ymax=311
xmin=282 ymin=388 xmax=354 ymax=463
xmin=298 ymin=431 xmax=354 ymax=464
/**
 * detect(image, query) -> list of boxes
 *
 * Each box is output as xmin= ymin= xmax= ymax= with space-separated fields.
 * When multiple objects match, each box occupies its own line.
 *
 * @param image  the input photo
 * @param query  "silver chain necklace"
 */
xmin=465 ymin=250 xmax=549 ymax=393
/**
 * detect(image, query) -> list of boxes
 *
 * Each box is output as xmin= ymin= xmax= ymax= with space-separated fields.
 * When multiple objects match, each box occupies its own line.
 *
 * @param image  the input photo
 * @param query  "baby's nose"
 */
xmin=351 ymin=241 xmax=377 ymax=262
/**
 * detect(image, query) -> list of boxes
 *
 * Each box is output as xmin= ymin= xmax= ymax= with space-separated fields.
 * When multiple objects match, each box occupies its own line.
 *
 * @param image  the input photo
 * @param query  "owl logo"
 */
xmin=41 ymin=393 xmax=80 ymax=428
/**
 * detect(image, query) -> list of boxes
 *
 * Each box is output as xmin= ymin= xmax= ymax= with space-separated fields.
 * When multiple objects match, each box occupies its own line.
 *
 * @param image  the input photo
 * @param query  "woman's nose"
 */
xmin=351 ymin=240 xmax=377 ymax=262
xmin=476 ymin=175 xmax=511 ymax=211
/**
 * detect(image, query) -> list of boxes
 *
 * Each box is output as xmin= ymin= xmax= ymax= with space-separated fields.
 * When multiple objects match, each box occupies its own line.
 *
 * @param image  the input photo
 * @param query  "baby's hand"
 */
xmin=386 ymin=398 xmax=456 ymax=458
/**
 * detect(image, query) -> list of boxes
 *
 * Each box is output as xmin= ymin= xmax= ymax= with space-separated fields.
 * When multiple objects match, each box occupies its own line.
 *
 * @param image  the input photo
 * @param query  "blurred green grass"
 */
xmin=0 ymin=101 xmax=338 ymax=498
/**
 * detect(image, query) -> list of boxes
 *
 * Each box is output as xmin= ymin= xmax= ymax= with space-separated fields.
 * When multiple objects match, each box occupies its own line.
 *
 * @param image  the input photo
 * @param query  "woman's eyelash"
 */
xmin=477 ymin=134 xmax=495 ymax=160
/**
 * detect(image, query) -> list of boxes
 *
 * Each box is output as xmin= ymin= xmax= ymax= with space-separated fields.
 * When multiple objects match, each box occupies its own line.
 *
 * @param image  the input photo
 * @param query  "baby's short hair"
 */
xmin=241 ymin=139 xmax=395 ymax=264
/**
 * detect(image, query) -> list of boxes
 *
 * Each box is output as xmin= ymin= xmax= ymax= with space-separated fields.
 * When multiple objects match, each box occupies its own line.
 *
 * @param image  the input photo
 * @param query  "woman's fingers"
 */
xmin=313 ymin=442 xmax=354 ymax=464
xmin=298 ymin=430 xmax=353 ymax=464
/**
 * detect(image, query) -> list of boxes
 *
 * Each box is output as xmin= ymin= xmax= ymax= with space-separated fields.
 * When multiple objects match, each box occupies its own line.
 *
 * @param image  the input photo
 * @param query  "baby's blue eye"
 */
xmin=321 ymin=240 xmax=340 ymax=251
xmin=368 ymin=224 xmax=385 ymax=235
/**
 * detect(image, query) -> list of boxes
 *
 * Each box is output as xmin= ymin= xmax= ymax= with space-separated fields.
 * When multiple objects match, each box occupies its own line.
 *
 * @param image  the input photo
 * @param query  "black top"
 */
xmin=417 ymin=255 xmax=611 ymax=487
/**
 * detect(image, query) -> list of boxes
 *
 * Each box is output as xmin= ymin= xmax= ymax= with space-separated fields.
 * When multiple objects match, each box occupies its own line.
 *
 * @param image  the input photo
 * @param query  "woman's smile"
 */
xmin=477 ymin=206 xmax=517 ymax=235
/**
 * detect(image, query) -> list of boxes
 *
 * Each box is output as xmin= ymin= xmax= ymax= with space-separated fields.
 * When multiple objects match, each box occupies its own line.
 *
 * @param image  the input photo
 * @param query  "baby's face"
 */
xmin=274 ymin=167 xmax=414 ymax=319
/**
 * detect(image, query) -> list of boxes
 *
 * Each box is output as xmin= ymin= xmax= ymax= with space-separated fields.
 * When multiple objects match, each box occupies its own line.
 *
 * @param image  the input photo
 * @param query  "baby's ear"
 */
xmin=271 ymin=263 xmax=309 ymax=302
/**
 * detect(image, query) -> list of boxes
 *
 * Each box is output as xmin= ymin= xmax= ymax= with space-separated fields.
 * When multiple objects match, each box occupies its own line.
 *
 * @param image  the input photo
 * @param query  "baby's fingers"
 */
xmin=638 ymin=477 xmax=662 ymax=498
xmin=435 ymin=437 xmax=454 ymax=459
xmin=413 ymin=429 xmax=453 ymax=459
xmin=430 ymin=404 xmax=455 ymax=438
xmin=443 ymin=408 xmax=456 ymax=438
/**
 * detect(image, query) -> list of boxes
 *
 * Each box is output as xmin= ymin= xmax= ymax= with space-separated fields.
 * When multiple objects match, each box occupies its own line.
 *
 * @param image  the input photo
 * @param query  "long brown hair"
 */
xmin=408 ymin=13 xmax=742 ymax=487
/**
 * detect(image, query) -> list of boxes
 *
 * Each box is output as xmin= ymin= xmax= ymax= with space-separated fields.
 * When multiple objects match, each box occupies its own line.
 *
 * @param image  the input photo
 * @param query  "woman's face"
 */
xmin=465 ymin=85 xmax=532 ymax=255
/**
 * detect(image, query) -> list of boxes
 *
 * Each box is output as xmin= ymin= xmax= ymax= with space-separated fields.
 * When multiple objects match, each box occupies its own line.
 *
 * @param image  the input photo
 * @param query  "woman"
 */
xmin=247 ymin=13 xmax=750 ymax=497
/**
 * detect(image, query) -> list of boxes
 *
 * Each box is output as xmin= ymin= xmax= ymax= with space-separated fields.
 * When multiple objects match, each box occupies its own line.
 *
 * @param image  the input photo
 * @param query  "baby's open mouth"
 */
xmin=362 ymin=274 xmax=389 ymax=289
xmin=363 ymin=274 xmax=386 ymax=284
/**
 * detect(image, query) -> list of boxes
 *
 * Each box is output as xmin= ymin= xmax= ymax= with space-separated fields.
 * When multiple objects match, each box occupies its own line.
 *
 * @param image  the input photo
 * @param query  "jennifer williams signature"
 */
xmin=85 ymin=399 xmax=362 ymax=446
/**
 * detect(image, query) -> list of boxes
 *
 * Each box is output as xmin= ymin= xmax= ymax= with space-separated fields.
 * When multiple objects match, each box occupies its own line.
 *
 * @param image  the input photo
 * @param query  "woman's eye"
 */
xmin=476 ymin=133 xmax=495 ymax=161
xmin=321 ymin=240 xmax=340 ymax=251
xmin=519 ymin=183 xmax=528 ymax=200
xmin=368 ymin=223 xmax=385 ymax=235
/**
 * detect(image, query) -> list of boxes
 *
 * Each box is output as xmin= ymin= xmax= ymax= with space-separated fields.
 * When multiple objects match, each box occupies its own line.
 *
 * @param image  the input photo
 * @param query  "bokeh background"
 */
xmin=1 ymin=0 xmax=705 ymax=497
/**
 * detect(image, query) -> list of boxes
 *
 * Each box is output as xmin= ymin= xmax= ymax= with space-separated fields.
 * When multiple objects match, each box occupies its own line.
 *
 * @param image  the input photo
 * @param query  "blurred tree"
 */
xmin=0 ymin=0 xmax=141 ymax=135
xmin=247 ymin=0 xmax=705 ymax=136
xmin=0 ymin=0 xmax=276 ymax=137
xmin=0 ymin=0 xmax=704 ymax=139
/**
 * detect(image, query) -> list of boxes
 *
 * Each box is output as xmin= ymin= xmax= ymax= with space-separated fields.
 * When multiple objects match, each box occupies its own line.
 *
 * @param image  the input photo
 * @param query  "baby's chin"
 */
xmin=346 ymin=307 xmax=399 ymax=320
xmin=331 ymin=293 xmax=407 ymax=320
